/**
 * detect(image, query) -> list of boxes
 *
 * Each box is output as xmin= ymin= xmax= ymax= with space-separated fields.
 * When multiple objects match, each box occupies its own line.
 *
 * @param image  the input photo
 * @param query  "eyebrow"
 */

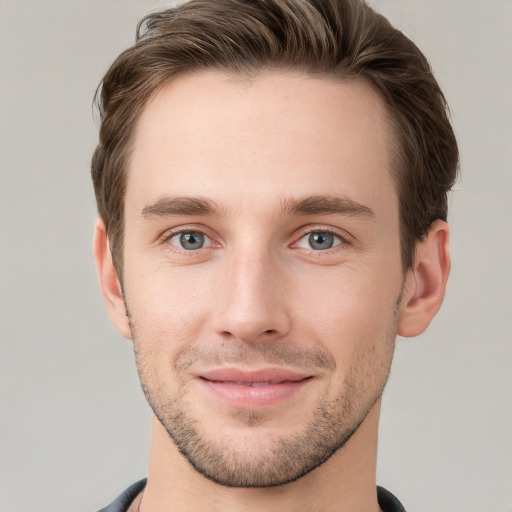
xmin=141 ymin=194 xmax=374 ymax=220
xmin=281 ymin=194 xmax=374 ymax=218
xmin=142 ymin=196 xmax=224 ymax=218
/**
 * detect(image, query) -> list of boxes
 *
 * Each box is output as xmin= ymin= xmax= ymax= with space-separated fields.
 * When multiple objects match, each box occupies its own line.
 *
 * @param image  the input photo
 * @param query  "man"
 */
xmin=91 ymin=0 xmax=458 ymax=510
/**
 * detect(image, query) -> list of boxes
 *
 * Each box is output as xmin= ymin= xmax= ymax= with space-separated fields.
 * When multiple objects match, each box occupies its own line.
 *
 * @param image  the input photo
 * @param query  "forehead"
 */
xmin=127 ymin=70 xmax=396 ymax=217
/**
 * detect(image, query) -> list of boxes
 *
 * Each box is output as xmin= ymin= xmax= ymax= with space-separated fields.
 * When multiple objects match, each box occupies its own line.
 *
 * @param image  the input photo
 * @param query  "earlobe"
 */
xmin=397 ymin=220 xmax=451 ymax=338
xmin=93 ymin=218 xmax=132 ymax=339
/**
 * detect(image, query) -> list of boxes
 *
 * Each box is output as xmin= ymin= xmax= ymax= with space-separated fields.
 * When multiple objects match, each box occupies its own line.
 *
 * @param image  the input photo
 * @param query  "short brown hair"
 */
xmin=91 ymin=0 xmax=458 ymax=275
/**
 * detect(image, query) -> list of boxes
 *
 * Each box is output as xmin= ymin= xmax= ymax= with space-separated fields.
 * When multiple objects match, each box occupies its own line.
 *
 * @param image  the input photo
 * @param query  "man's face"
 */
xmin=122 ymin=71 xmax=404 ymax=487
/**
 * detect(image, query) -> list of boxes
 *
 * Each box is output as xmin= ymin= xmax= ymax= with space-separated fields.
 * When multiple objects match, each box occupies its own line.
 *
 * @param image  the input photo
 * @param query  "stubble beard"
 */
xmin=128 ymin=291 xmax=402 ymax=488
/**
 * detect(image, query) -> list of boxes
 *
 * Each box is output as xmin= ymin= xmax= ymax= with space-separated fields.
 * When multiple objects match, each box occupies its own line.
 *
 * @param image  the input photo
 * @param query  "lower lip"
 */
xmin=199 ymin=378 xmax=312 ymax=408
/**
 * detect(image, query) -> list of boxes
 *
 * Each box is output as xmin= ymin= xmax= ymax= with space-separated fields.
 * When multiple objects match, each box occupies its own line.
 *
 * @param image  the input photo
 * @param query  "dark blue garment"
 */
xmin=97 ymin=479 xmax=146 ymax=512
xmin=98 ymin=479 xmax=406 ymax=511
xmin=377 ymin=485 xmax=407 ymax=512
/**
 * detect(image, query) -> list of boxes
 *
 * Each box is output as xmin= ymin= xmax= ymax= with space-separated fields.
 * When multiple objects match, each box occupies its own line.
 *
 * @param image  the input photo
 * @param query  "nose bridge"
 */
xmin=214 ymin=239 xmax=290 ymax=342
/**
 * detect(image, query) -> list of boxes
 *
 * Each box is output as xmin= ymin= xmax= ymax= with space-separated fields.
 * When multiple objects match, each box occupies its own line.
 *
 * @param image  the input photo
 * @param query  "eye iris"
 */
xmin=309 ymin=232 xmax=334 ymax=250
xmin=180 ymin=232 xmax=204 ymax=250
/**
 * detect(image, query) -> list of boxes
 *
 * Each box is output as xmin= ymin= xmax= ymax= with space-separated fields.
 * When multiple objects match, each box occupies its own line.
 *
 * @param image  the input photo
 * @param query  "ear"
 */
xmin=93 ymin=218 xmax=132 ymax=339
xmin=397 ymin=220 xmax=451 ymax=337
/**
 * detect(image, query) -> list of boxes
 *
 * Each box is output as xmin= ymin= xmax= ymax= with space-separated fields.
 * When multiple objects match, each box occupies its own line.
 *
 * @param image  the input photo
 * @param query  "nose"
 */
xmin=213 ymin=247 xmax=291 ymax=344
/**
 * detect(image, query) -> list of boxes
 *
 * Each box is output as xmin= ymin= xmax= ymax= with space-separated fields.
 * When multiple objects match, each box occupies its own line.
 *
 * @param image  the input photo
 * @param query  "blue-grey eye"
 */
xmin=309 ymin=232 xmax=335 ymax=250
xmin=295 ymin=231 xmax=341 ymax=251
xmin=169 ymin=231 xmax=210 ymax=250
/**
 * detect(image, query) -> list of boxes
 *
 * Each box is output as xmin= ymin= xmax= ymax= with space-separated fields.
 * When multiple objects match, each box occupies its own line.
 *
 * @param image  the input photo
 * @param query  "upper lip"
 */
xmin=198 ymin=368 xmax=311 ymax=384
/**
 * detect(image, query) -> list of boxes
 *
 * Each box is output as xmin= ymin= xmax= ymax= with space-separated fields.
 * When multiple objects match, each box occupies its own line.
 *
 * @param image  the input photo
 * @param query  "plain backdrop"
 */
xmin=1 ymin=1 xmax=511 ymax=511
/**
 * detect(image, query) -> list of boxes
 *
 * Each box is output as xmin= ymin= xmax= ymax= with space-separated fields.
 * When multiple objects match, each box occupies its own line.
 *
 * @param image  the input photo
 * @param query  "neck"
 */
xmin=140 ymin=400 xmax=382 ymax=512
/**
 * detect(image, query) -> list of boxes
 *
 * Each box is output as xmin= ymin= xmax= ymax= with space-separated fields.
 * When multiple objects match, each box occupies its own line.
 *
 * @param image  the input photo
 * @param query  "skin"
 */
xmin=95 ymin=71 xmax=451 ymax=512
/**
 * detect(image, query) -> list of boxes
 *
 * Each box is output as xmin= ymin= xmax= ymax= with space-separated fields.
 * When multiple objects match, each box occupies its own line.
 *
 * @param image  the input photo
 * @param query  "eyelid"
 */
xmin=295 ymin=224 xmax=353 ymax=242
xmin=292 ymin=225 xmax=353 ymax=245
xmin=159 ymin=224 xmax=219 ymax=248
xmin=168 ymin=231 xmax=212 ymax=249
xmin=156 ymin=223 xmax=352 ymax=251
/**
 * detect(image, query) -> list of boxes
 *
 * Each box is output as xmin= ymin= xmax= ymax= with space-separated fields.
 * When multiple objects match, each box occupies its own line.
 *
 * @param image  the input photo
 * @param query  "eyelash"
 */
xmin=160 ymin=225 xmax=215 ymax=247
xmin=159 ymin=225 xmax=351 ymax=253
xmin=293 ymin=226 xmax=351 ymax=251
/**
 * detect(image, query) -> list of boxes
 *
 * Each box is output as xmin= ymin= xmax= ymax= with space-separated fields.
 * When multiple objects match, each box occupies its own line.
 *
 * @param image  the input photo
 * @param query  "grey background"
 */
xmin=1 ymin=1 xmax=510 ymax=511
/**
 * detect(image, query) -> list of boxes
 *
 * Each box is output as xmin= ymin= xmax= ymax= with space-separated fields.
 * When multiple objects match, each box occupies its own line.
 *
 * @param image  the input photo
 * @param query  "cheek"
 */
xmin=305 ymin=288 xmax=397 ymax=410
xmin=123 ymin=265 xmax=214 ymax=361
xmin=294 ymin=267 xmax=401 ymax=366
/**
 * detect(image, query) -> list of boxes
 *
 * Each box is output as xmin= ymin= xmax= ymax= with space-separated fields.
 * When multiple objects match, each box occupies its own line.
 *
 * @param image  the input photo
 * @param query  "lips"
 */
xmin=222 ymin=381 xmax=282 ymax=387
xmin=197 ymin=368 xmax=312 ymax=408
